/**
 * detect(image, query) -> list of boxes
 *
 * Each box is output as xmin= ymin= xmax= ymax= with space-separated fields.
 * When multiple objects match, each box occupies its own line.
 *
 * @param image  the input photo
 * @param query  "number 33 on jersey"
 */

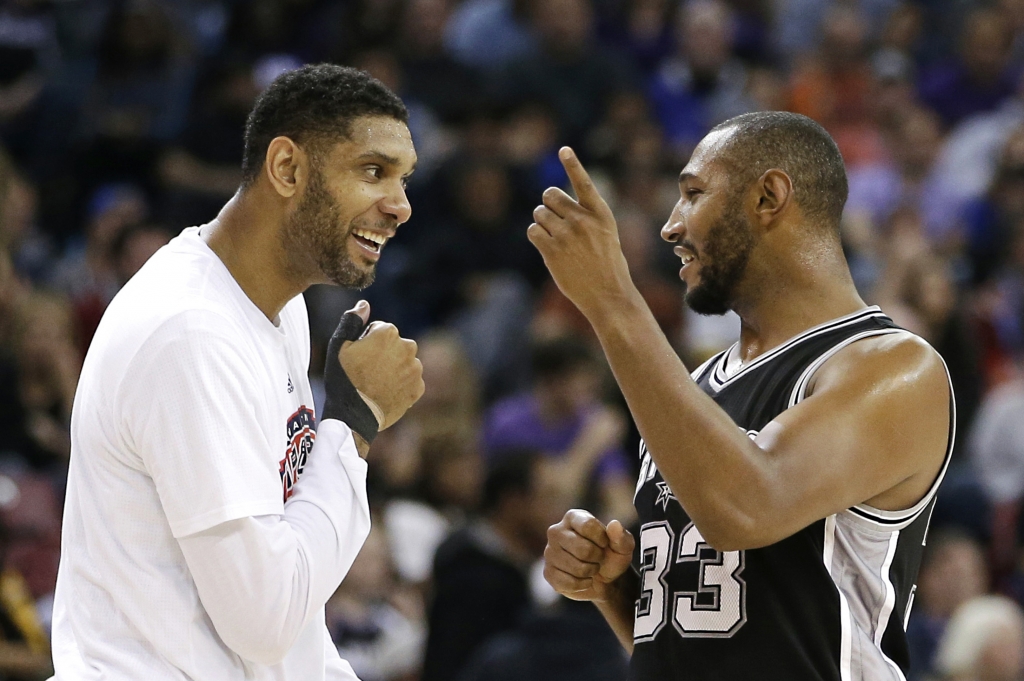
xmin=635 ymin=518 xmax=746 ymax=641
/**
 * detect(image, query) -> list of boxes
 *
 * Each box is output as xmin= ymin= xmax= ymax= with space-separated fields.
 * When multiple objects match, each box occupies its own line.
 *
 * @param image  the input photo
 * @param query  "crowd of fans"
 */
xmin=5 ymin=0 xmax=1024 ymax=679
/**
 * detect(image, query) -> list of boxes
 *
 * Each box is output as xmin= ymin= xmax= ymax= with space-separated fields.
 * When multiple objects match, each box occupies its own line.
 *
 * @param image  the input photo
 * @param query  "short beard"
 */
xmin=684 ymin=199 xmax=756 ymax=316
xmin=281 ymin=168 xmax=376 ymax=290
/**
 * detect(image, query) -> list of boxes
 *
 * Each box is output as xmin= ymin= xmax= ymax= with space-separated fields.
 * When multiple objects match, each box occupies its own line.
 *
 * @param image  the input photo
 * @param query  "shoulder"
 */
xmin=119 ymin=307 xmax=255 ymax=392
xmin=808 ymin=329 xmax=949 ymax=399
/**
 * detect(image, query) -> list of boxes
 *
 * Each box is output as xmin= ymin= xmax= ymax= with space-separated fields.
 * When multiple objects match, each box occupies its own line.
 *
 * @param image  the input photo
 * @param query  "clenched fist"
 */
xmin=339 ymin=303 xmax=424 ymax=431
xmin=543 ymin=509 xmax=635 ymax=603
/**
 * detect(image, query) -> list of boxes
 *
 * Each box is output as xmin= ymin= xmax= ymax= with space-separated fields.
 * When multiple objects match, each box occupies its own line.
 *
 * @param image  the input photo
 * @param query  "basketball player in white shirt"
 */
xmin=50 ymin=65 xmax=424 ymax=680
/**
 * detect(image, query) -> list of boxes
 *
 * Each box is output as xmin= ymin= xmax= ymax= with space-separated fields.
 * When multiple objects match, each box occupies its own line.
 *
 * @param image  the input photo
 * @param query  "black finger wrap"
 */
xmin=321 ymin=312 xmax=379 ymax=444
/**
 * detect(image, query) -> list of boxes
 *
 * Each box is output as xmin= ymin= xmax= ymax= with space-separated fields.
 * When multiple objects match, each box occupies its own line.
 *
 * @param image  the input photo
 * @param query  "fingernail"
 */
xmin=559 ymin=147 xmax=573 ymax=160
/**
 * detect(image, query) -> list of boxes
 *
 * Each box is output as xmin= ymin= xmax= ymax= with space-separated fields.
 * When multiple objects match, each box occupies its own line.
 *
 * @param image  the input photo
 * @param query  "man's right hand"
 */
xmin=338 ymin=301 xmax=424 ymax=431
xmin=543 ymin=509 xmax=635 ymax=603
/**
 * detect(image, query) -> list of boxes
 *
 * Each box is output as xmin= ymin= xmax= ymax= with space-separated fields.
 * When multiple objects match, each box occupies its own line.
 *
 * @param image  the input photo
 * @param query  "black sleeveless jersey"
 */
xmin=629 ymin=307 xmax=954 ymax=681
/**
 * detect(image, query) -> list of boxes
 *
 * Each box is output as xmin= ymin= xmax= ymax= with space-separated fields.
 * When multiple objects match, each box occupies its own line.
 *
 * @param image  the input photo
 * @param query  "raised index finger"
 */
xmin=559 ymin=147 xmax=609 ymax=214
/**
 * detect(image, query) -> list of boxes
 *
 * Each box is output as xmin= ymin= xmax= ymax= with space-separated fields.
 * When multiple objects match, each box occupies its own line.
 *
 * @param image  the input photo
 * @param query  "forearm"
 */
xmin=179 ymin=420 xmax=371 ymax=665
xmin=587 ymin=293 xmax=763 ymax=546
xmin=594 ymin=569 xmax=640 ymax=654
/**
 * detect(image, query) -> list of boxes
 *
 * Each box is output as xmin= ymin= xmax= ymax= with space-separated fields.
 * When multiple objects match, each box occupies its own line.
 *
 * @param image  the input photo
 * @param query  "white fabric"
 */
xmin=50 ymin=227 xmax=370 ymax=680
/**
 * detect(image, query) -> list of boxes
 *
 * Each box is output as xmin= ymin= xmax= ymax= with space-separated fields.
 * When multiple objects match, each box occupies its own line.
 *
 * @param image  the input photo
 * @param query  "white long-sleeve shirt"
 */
xmin=51 ymin=228 xmax=369 ymax=680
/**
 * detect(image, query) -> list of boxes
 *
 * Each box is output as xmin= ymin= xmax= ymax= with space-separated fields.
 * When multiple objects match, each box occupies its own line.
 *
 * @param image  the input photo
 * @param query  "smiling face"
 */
xmin=281 ymin=115 xmax=416 ymax=289
xmin=662 ymin=129 xmax=757 ymax=315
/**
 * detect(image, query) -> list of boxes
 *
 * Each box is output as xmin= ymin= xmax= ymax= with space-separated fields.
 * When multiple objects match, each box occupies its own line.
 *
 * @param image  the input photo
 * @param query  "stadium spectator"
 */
xmin=444 ymin=0 xmax=537 ymax=73
xmin=598 ymin=0 xmax=676 ymax=76
xmin=906 ymin=530 xmax=989 ymax=680
xmin=497 ymin=0 xmax=635 ymax=146
xmin=457 ymin=599 xmax=630 ymax=681
xmin=934 ymin=595 xmax=1024 ymax=681
xmin=9 ymin=292 xmax=78 ymax=470
xmin=327 ymin=524 xmax=425 ymax=681
xmin=919 ymin=7 xmax=1019 ymax=128
xmin=157 ymin=61 xmax=255 ymax=229
xmin=48 ymin=184 xmax=147 ymax=352
xmin=648 ymin=0 xmax=756 ymax=155
xmin=788 ymin=3 xmax=883 ymax=166
xmin=421 ymin=450 xmax=563 ymax=681
xmin=75 ymin=0 xmax=195 ymax=197
xmin=483 ymin=336 xmax=634 ymax=520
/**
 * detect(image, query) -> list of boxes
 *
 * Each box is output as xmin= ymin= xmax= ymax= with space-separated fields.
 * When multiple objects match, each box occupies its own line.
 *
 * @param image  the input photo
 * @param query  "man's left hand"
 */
xmin=527 ymin=147 xmax=637 ymax=320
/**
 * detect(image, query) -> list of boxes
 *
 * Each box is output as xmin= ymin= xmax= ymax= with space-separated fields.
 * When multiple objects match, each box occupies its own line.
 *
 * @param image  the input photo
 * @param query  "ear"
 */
xmin=263 ymin=136 xmax=308 ymax=199
xmin=753 ymin=169 xmax=793 ymax=229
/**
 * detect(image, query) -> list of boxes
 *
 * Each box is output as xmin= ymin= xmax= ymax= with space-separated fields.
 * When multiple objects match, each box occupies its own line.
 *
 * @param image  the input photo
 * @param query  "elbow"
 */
xmin=218 ymin=622 xmax=299 ymax=667
xmin=690 ymin=506 xmax=768 ymax=553
xmin=206 ymin=580 xmax=308 ymax=666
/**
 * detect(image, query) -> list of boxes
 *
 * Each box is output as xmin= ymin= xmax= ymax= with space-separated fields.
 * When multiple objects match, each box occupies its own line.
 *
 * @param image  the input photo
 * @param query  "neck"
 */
xmin=201 ymin=190 xmax=307 ymax=321
xmin=731 ymin=235 xmax=866 ymax=363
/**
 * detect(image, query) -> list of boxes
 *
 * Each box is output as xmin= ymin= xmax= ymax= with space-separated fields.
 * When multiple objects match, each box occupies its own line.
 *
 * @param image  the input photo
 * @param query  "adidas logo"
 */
xmin=287 ymin=375 xmax=294 ymax=394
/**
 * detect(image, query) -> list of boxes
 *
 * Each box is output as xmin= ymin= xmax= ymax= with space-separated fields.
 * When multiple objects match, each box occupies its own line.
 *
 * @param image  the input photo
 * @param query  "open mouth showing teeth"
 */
xmin=352 ymin=228 xmax=388 ymax=254
xmin=681 ymin=254 xmax=695 ymax=266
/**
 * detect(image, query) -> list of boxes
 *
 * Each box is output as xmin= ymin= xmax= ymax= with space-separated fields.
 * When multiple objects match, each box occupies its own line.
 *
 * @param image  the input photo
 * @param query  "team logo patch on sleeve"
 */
xmin=279 ymin=406 xmax=316 ymax=501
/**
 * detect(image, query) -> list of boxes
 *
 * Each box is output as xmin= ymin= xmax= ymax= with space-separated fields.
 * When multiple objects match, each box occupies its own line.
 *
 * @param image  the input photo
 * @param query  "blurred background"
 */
xmin=1 ymin=0 xmax=1024 ymax=678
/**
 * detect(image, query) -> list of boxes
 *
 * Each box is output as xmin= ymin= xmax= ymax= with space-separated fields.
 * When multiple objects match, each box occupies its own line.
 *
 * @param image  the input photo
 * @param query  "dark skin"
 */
xmin=201 ymin=115 xmax=425 ymax=456
xmin=531 ymin=129 xmax=950 ymax=653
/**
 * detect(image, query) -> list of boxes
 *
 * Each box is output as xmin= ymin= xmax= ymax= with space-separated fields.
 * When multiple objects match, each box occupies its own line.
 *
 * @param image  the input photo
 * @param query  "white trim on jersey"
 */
xmin=787 ymin=328 xmax=904 ymax=408
xmin=707 ymin=306 xmax=885 ymax=392
xmin=691 ymin=350 xmax=726 ymax=383
xmin=824 ymin=515 xmax=853 ymax=681
xmin=877 ymin=531 xmax=909 ymax=681
xmin=840 ymin=593 xmax=853 ymax=681
xmin=904 ymin=585 xmax=917 ymax=631
xmin=874 ymin=531 xmax=900 ymax=649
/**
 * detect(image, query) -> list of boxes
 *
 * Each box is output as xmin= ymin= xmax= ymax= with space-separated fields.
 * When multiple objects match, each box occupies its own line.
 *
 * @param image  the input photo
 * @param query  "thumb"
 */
xmin=346 ymin=299 xmax=371 ymax=326
xmin=606 ymin=520 xmax=634 ymax=556
xmin=333 ymin=300 xmax=370 ymax=347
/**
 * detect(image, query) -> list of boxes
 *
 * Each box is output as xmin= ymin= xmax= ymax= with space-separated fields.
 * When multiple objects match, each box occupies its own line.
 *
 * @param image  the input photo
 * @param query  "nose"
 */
xmin=381 ymin=185 xmax=412 ymax=224
xmin=661 ymin=202 xmax=684 ymax=243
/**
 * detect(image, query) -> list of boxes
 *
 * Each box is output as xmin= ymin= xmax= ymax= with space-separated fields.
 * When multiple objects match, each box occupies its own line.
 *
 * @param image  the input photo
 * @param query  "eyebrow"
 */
xmin=679 ymin=171 xmax=698 ymax=184
xmin=357 ymin=150 xmax=402 ymax=166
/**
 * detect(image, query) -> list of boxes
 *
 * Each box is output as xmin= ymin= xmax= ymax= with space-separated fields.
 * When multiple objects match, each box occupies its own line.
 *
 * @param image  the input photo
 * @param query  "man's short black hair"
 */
xmin=240 ymin=63 xmax=408 ymax=187
xmin=709 ymin=111 xmax=848 ymax=232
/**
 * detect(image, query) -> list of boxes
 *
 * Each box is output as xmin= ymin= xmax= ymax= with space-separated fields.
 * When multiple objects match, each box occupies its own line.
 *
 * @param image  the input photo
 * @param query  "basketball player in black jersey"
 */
xmin=528 ymin=111 xmax=953 ymax=680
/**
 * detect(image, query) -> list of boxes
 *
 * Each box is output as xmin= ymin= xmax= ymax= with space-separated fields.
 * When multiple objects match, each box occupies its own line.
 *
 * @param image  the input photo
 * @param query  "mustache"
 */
xmin=353 ymin=218 xmax=399 ymax=233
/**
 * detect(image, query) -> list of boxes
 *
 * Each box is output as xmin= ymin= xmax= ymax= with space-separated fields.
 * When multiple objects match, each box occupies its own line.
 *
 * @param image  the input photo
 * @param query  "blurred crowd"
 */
xmin=6 ymin=0 xmax=1024 ymax=679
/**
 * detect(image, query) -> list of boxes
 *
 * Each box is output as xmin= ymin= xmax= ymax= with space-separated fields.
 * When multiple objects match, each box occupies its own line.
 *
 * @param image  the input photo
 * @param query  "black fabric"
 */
xmin=629 ymin=309 xmax=944 ymax=680
xmin=422 ymin=525 xmax=530 ymax=681
xmin=320 ymin=312 xmax=378 ymax=444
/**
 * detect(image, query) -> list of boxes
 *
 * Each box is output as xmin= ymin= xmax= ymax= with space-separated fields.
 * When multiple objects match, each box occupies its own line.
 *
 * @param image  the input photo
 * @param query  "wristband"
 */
xmin=321 ymin=311 xmax=380 ymax=444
